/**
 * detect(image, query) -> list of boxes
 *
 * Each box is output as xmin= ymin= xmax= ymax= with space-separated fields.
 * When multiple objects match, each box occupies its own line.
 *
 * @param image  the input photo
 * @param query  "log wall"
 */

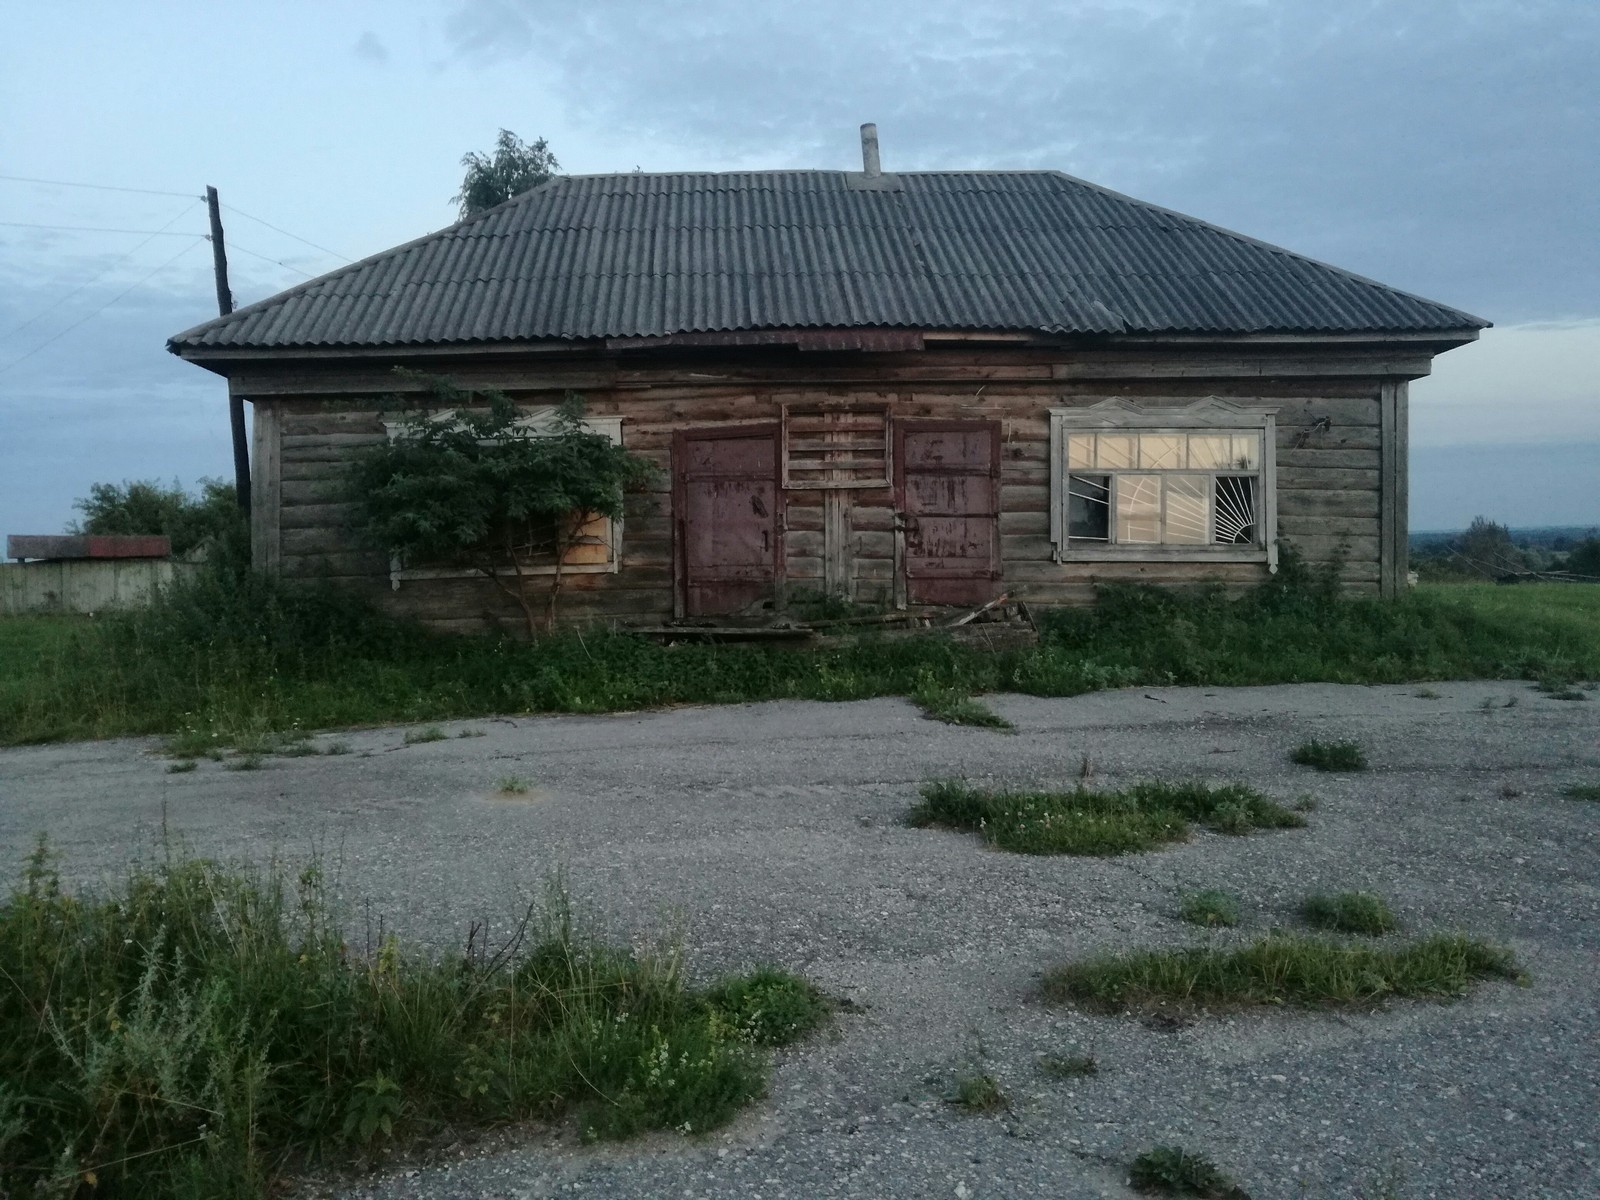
xmin=241 ymin=341 xmax=1413 ymax=632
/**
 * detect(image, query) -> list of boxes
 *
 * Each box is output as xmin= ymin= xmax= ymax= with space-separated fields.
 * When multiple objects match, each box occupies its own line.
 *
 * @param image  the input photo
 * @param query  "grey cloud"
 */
xmin=353 ymin=31 xmax=390 ymax=65
xmin=444 ymin=0 xmax=1599 ymax=322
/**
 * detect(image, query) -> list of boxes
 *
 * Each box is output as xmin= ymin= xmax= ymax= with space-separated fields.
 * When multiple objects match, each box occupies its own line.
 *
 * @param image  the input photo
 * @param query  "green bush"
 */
xmin=0 ymin=842 xmax=818 ymax=1199
xmin=909 ymin=779 xmax=1303 ymax=856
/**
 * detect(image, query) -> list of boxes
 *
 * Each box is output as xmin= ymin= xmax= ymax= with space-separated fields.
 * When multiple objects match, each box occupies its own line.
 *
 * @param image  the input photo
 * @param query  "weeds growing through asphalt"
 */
xmin=1180 ymin=889 xmax=1241 ymax=928
xmin=0 ymin=840 xmax=821 ymax=1200
xmin=1301 ymin=892 xmax=1400 ymax=935
xmin=165 ymin=759 xmax=197 ymax=774
xmin=700 ymin=967 xmax=831 ymax=1046
xmin=910 ymin=672 xmax=1014 ymax=730
xmin=908 ymin=779 xmax=1304 ymax=856
xmin=1128 ymin=1146 xmax=1249 ymax=1198
xmin=1039 ymin=1053 xmax=1099 ymax=1079
xmin=1564 ymin=784 xmax=1600 ymax=801
xmin=1289 ymin=739 xmax=1368 ymax=772
xmin=403 ymin=725 xmax=448 ymax=745
xmin=225 ymin=752 xmax=264 ymax=771
xmin=1043 ymin=933 xmax=1521 ymax=1012
xmin=950 ymin=1073 xmax=1008 ymax=1112
xmin=495 ymin=776 xmax=530 ymax=795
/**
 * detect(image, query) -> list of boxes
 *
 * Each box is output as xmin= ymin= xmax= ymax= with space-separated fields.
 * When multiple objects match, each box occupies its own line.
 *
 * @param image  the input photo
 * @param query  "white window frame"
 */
xmin=1049 ymin=397 xmax=1279 ymax=571
xmin=381 ymin=407 xmax=625 ymax=590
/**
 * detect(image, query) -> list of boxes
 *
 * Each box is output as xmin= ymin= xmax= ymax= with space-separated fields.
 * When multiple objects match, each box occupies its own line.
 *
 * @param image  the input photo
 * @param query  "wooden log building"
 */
xmin=169 ymin=129 xmax=1487 ymax=634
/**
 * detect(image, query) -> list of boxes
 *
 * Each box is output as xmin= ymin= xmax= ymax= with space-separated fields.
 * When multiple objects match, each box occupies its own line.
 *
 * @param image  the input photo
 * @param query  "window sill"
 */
xmin=1056 ymin=546 xmax=1270 ymax=564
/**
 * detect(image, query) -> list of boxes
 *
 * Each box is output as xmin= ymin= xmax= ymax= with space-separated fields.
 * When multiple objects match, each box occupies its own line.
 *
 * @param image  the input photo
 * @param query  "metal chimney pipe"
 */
xmin=860 ymin=123 xmax=881 ymax=176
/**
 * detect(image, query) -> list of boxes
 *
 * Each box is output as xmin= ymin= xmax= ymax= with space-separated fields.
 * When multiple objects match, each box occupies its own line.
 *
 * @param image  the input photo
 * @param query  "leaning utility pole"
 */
xmin=206 ymin=185 xmax=251 ymax=513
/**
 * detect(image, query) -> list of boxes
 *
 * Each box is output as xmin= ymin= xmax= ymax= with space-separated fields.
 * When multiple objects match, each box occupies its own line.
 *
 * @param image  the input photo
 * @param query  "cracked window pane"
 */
xmin=1068 ymin=474 xmax=1111 ymax=540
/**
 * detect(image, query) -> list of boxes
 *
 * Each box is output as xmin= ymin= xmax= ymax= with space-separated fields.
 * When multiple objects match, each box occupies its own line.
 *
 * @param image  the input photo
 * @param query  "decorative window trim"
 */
xmin=780 ymin=404 xmax=891 ymax=489
xmin=1048 ymin=398 xmax=1279 ymax=570
xmin=381 ymin=407 xmax=625 ymax=589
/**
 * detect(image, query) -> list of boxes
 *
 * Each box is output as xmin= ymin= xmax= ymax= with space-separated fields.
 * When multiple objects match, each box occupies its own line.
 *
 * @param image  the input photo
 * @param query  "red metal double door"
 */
xmin=674 ymin=419 xmax=999 ymax=616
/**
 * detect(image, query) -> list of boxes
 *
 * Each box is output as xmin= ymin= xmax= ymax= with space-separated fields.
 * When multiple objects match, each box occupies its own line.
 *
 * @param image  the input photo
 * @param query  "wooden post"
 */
xmin=206 ymin=186 xmax=251 ymax=514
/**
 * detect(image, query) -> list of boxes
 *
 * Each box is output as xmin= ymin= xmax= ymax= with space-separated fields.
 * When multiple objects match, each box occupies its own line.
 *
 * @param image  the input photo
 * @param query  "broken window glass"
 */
xmin=1067 ymin=474 xmax=1111 ymax=540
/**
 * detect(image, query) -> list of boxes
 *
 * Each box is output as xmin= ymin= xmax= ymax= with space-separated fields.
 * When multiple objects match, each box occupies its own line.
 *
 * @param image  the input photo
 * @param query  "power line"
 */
xmin=222 ymin=203 xmax=353 ymax=262
xmin=0 ymin=236 xmax=207 ymax=376
xmin=225 ymin=239 xmax=319 ymax=279
xmin=0 ymin=220 xmax=203 ymax=236
xmin=2 ymin=200 xmax=204 ymax=341
xmin=0 ymin=173 xmax=198 ymax=199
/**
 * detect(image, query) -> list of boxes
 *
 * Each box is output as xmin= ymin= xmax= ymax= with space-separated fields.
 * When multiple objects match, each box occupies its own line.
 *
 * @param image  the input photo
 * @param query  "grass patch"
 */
xmin=1289 ymin=739 xmax=1368 ymax=772
xmin=1179 ymin=889 xmax=1240 ymax=928
xmin=1129 ymin=1146 xmax=1249 ymax=1197
xmin=910 ymin=672 xmax=1014 ymax=729
xmin=701 ymin=967 xmax=830 ymax=1047
xmin=0 ymin=841 xmax=818 ymax=1199
xmin=949 ymin=1073 xmax=1007 ymax=1113
xmin=1301 ymin=891 xmax=1399 ymax=935
xmin=496 ymin=775 xmax=530 ymax=795
xmin=4 ymin=559 xmax=1599 ymax=749
xmin=1043 ymin=933 xmax=1521 ymax=1012
xmin=225 ymin=752 xmax=264 ymax=771
xmin=165 ymin=759 xmax=197 ymax=774
xmin=909 ymin=779 xmax=1303 ymax=856
xmin=402 ymin=725 xmax=448 ymax=745
xmin=1039 ymin=1052 xmax=1099 ymax=1079
xmin=1564 ymin=784 xmax=1600 ymax=801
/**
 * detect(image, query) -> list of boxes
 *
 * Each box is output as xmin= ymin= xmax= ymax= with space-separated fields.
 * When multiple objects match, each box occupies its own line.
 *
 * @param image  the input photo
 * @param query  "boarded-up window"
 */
xmin=781 ymin=406 xmax=890 ymax=489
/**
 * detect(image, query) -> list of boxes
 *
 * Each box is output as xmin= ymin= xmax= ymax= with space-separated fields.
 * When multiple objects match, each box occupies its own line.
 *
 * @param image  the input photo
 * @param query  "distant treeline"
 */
xmin=1409 ymin=519 xmax=1600 ymax=580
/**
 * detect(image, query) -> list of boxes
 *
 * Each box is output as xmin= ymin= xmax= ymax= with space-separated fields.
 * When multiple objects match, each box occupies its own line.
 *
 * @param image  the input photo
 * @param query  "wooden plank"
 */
xmin=1278 ymin=514 xmax=1379 ymax=538
xmin=280 ymin=478 xmax=351 ymax=505
xmin=1278 ymin=490 xmax=1380 ymax=518
xmin=250 ymin=400 xmax=282 ymax=575
xmin=1000 ymin=484 xmax=1050 ymax=512
xmin=280 ymin=503 xmax=357 ymax=530
xmin=1277 ymin=447 xmax=1381 ymax=470
xmin=1276 ymin=468 xmax=1381 ymax=491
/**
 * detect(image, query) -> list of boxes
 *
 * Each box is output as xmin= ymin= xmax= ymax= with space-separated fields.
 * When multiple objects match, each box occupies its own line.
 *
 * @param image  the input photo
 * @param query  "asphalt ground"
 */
xmin=2 ymin=680 xmax=1597 ymax=1199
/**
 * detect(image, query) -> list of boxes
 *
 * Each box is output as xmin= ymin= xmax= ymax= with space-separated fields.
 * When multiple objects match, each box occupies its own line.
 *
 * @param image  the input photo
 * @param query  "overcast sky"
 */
xmin=2 ymin=0 xmax=1595 ymax=536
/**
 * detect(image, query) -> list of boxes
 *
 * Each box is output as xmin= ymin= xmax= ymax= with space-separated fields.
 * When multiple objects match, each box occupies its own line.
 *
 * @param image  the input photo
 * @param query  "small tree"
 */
xmin=453 ymin=130 xmax=560 ymax=219
xmin=352 ymin=377 xmax=656 ymax=636
xmin=1454 ymin=516 xmax=1522 ymax=576
xmin=72 ymin=477 xmax=245 ymax=562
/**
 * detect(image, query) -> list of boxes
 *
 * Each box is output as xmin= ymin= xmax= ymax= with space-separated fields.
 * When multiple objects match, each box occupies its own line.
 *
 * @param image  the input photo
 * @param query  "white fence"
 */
xmin=0 ymin=559 xmax=199 ymax=615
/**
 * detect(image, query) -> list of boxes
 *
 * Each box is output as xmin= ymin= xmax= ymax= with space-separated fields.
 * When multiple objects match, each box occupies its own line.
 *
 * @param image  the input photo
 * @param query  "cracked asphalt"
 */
xmin=2 ymin=680 xmax=1597 ymax=1199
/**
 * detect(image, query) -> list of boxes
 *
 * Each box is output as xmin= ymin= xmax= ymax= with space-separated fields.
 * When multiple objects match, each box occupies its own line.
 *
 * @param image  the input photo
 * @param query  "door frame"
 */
xmin=893 ymin=418 xmax=1002 ymax=606
xmin=672 ymin=422 xmax=785 ymax=619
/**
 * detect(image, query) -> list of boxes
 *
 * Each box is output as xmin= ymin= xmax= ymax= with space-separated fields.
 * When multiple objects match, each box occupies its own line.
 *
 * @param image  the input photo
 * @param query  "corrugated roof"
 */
xmin=169 ymin=171 xmax=1488 ymax=352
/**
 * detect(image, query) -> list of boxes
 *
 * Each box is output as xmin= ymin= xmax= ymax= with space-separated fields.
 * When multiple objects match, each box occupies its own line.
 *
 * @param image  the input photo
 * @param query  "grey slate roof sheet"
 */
xmin=169 ymin=171 xmax=1487 ymax=352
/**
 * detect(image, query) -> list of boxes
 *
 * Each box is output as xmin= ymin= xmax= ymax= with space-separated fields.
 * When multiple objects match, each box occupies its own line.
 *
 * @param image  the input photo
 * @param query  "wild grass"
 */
xmin=495 ymin=776 xmax=530 ymax=796
xmin=1301 ymin=892 xmax=1400 ymax=935
xmin=1179 ymin=889 xmax=1241 ymax=928
xmin=1043 ymin=933 xmax=1522 ymax=1012
xmin=1038 ymin=1053 xmax=1099 ymax=1079
xmin=909 ymin=674 xmax=1014 ymax=730
xmin=1564 ymin=784 xmax=1600 ymax=801
xmin=402 ymin=725 xmax=448 ymax=745
xmin=3 ymin=558 xmax=1598 ymax=748
xmin=908 ymin=779 xmax=1304 ymax=856
xmin=1289 ymin=739 xmax=1369 ymax=772
xmin=950 ymin=1073 xmax=1007 ymax=1113
xmin=0 ymin=842 xmax=821 ymax=1200
xmin=1128 ymin=1146 xmax=1249 ymax=1197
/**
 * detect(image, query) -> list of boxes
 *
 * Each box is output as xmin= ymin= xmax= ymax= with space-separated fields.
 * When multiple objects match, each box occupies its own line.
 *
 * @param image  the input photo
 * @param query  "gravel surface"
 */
xmin=3 ymin=680 xmax=1598 ymax=1199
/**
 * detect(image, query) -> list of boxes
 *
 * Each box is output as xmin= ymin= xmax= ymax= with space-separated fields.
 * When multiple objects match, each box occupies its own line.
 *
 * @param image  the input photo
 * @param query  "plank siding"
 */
xmin=244 ymin=342 xmax=1402 ymax=629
